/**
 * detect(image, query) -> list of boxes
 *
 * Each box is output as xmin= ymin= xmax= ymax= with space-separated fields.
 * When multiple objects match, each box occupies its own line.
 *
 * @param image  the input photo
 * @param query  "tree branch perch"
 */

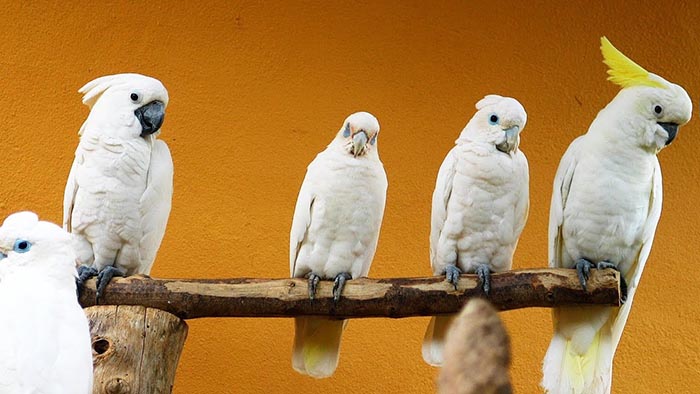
xmin=78 ymin=268 xmax=621 ymax=320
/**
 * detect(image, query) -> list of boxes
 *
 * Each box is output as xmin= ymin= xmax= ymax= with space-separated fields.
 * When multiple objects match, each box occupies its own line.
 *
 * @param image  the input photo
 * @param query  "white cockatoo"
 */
xmin=422 ymin=95 xmax=529 ymax=366
xmin=0 ymin=212 xmax=93 ymax=393
xmin=289 ymin=111 xmax=387 ymax=378
xmin=63 ymin=73 xmax=173 ymax=300
xmin=542 ymin=37 xmax=692 ymax=394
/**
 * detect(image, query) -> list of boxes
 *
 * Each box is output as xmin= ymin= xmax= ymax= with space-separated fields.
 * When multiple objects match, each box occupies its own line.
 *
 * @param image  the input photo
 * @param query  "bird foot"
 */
xmin=76 ymin=265 xmax=98 ymax=299
xmin=476 ymin=264 xmax=492 ymax=295
xmin=575 ymin=258 xmax=595 ymax=291
xmin=332 ymin=272 xmax=352 ymax=302
xmin=444 ymin=264 xmax=462 ymax=290
xmin=96 ymin=266 xmax=126 ymax=304
xmin=306 ymin=272 xmax=321 ymax=301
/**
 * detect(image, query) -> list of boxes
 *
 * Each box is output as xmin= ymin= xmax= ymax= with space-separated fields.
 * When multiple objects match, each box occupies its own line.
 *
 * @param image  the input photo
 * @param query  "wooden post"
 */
xmin=85 ymin=306 xmax=188 ymax=394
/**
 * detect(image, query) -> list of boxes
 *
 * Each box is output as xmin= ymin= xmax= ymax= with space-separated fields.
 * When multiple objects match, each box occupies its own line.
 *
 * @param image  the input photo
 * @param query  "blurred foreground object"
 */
xmin=439 ymin=299 xmax=511 ymax=394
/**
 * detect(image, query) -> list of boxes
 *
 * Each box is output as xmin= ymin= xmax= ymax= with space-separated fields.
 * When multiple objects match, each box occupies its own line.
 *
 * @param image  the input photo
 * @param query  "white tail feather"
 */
xmin=422 ymin=315 xmax=455 ymax=366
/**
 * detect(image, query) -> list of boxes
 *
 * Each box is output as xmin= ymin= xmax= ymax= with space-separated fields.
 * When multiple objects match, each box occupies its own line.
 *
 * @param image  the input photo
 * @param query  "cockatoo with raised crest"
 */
xmin=422 ymin=95 xmax=529 ymax=367
xmin=64 ymin=73 xmax=173 ymax=300
xmin=0 ymin=212 xmax=93 ymax=393
xmin=541 ymin=37 xmax=692 ymax=394
xmin=290 ymin=111 xmax=387 ymax=378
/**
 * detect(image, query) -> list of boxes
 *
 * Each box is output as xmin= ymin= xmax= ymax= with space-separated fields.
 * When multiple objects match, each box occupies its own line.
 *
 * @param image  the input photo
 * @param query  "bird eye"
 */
xmin=343 ymin=123 xmax=351 ymax=138
xmin=653 ymin=104 xmax=663 ymax=117
xmin=130 ymin=93 xmax=140 ymax=103
xmin=12 ymin=239 xmax=31 ymax=253
xmin=488 ymin=113 xmax=500 ymax=125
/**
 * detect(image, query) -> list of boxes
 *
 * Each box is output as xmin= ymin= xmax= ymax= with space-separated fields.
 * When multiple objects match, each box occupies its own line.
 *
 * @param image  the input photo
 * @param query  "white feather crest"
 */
xmin=475 ymin=94 xmax=504 ymax=110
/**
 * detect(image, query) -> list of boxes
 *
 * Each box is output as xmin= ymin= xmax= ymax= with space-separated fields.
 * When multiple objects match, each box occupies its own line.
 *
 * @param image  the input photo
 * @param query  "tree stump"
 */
xmin=85 ymin=305 xmax=189 ymax=394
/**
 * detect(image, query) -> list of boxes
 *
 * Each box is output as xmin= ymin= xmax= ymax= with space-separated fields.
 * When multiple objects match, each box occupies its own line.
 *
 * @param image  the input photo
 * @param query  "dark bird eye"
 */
xmin=130 ymin=93 xmax=140 ymax=102
xmin=654 ymin=105 xmax=663 ymax=115
xmin=488 ymin=113 xmax=499 ymax=125
xmin=12 ymin=239 xmax=31 ymax=253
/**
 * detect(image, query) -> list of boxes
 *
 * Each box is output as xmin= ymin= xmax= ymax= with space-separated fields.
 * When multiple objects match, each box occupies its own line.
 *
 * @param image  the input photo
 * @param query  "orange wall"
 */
xmin=2 ymin=1 xmax=699 ymax=393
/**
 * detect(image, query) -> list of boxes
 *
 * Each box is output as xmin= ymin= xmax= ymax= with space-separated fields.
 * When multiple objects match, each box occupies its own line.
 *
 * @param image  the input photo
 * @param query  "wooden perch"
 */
xmin=78 ymin=268 xmax=621 ymax=319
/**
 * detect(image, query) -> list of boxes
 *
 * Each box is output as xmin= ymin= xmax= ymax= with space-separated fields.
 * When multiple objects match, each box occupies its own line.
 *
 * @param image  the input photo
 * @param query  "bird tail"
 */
xmin=421 ymin=315 xmax=455 ymax=366
xmin=292 ymin=317 xmax=346 ymax=378
xmin=542 ymin=324 xmax=613 ymax=394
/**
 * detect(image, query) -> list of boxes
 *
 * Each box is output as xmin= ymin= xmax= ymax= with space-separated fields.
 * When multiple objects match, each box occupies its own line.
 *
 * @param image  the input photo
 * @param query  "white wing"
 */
xmin=548 ymin=136 xmax=585 ymax=268
xmin=429 ymin=148 xmax=458 ymax=272
xmin=62 ymin=158 xmax=79 ymax=232
xmin=289 ymin=170 xmax=315 ymax=276
xmin=611 ymin=159 xmax=662 ymax=349
xmin=138 ymin=139 xmax=174 ymax=274
xmin=513 ymin=150 xmax=530 ymax=238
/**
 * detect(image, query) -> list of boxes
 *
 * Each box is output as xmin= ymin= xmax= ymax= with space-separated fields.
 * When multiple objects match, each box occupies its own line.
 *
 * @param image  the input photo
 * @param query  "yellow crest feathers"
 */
xmin=600 ymin=36 xmax=664 ymax=89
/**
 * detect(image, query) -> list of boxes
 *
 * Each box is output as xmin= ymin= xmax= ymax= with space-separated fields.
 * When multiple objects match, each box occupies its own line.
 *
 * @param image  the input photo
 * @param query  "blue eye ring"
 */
xmin=488 ymin=113 xmax=500 ymax=125
xmin=13 ymin=239 xmax=31 ymax=253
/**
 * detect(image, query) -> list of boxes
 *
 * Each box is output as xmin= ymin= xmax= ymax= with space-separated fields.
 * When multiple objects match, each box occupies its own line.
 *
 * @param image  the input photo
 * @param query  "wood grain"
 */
xmin=85 ymin=306 xmax=188 ymax=394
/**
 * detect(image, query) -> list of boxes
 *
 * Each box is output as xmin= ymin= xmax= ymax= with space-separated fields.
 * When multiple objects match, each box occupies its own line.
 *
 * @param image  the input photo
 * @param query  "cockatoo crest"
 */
xmin=475 ymin=94 xmax=506 ymax=110
xmin=79 ymin=73 xmax=169 ymax=109
xmin=594 ymin=38 xmax=692 ymax=151
xmin=601 ymin=36 xmax=664 ymax=89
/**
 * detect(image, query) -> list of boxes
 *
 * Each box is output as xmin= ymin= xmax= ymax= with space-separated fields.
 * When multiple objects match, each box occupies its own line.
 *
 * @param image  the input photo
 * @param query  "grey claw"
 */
xmin=76 ymin=265 xmax=98 ymax=298
xmin=332 ymin=273 xmax=352 ymax=302
xmin=476 ymin=264 xmax=491 ymax=294
xmin=95 ymin=266 xmax=125 ymax=304
xmin=444 ymin=265 xmax=462 ymax=290
xmin=307 ymin=273 xmax=321 ymax=301
xmin=77 ymin=265 xmax=98 ymax=287
xmin=575 ymin=258 xmax=594 ymax=291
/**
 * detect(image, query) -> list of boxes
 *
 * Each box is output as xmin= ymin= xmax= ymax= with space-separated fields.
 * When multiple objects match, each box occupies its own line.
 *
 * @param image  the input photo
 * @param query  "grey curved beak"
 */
xmin=496 ymin=125 xmax=520 ymax=153
xmin=659 ymin=122 xmax=679 ymax=146
xmin=352 ymin=131 xmax=368 ymax=157
xmin=135 ymin=100 xmax=166 ymax=137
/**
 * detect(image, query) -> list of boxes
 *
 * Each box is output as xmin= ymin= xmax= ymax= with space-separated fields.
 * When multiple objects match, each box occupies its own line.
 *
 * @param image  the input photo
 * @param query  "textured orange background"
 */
xmin=1 ymin=1 xmax=699 ymax=393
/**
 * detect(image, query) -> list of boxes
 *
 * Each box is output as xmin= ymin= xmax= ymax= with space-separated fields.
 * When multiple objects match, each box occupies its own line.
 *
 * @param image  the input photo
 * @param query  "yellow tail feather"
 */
xmin=292 ymin=317 xmax=346 ymax=378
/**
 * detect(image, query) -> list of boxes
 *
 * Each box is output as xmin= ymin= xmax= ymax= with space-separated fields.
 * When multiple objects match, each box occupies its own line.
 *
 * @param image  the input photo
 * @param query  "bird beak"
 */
xmin=352 ymin=130 xmax=369 ymax=157
xmin=496 ymin=125 xmax=520 ymax=153
xmin=0 ymin=252 xmax=7 ymax=261
xmin=659 ymin=122 xmax=679 ymax=146
xmin=135 ymin=100 xmax=166 ymax=137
